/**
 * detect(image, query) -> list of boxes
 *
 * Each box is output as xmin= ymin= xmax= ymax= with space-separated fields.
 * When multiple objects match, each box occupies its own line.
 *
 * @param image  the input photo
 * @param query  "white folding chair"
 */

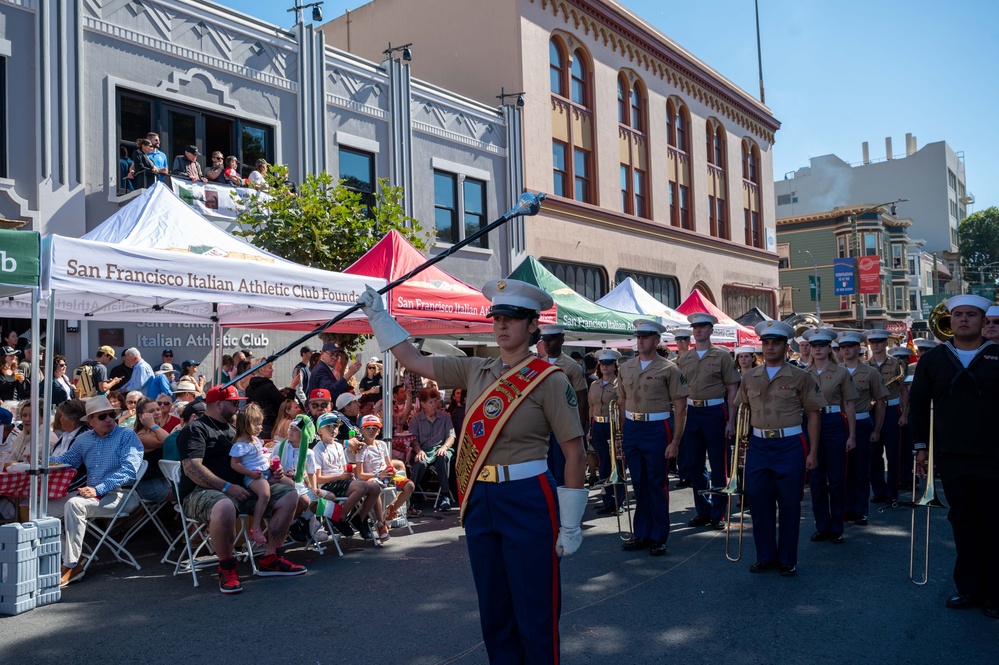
xmin=118 ymin=480 xmax=174 ymax=551
xmin=380 ymin=485 xmax=414 ymax=536
xmin=158 ymin=459 xmax=258 ymax=587
xmin=81 ymin=460 xmax=148 ymax=574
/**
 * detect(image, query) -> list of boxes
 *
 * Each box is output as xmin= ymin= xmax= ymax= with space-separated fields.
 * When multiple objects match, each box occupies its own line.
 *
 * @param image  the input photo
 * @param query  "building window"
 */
xmin=666 ymin=98 xmax=693 ymax=229
xmin=541 ymin=258 xmax=607 ymax=301
xmin=462 ymin=177 xmax=487 ymax=248
xmin=909 ymin=293 xmax=918 ymax=311
xmin=630 ymin=83 xmax=643 ymax=133
xmin=618 ymin=73 xmax=649 ymax=219
xmin=837 ymin=236 xmax=848 ymax=258
xmin=723 ymin=285 xmax=775 ymax=318
xmin=741 ymin=138 xmax=762 ymax=248
xmin=433 ymin=171 xmax=458 ymax=244
xmin=552 ymin=141 xmax=568 ymax=197
xmin=893 ymin=286 xmax=904 ymax=310
xmin=679 ymin=185 xmax=691 ymax=230
xmin=550 ymin=37 xmax=594 ymax=204
xmin=115 ymin=89 xmax=274 ymax=193
xmin=745 ymin=210 xmax=760 ymax=248
xmin=705 ymin=119 xmax=728 ymax=239
xmin=339 ymin=146 xmax=376 ymax=211
xmin=948 ymin=168 xmax=957 ymax=191
xmin=433 ymin=169 xmax=489 ymax=249
xmin=779 ymin=286 xmax=794 ymax=318
xmin=615 ymin=269 xmax=679 ymax=308
xmin=777 ymin=243 xmax=791 ymax=269
xmin=892 ymin=244 xmax=903 ymax=269
xmin=0 ymin=58 xmax=7 ymax=179
xmin=634 ymin=169 xmax=646 ymax=218
xmin=617 ymin=75 xmax=628 ymax=125
xmin=908 ymin=257 xmax=917 ymax=275
xmin=864 ymin=232 xmax=878 ymax=256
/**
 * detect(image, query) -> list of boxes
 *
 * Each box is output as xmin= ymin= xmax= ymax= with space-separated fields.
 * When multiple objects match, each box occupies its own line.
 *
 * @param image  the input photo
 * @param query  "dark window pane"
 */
xmin=617 ymin=77 xmax=627 ymax=124
xmin=463 ymin=178 xmax=487 ymax=248
xmin=240 ymin=123 xmax=269 ymax=173
xmin=549 ymin=41 xmax=563 ymax=95
xmin=434 ymin=171 xmax=457 ymax=244
xmin=339 ymin=146 xmax=374 ymax=192
xmin=570 ymin=55 xmax=586 ymax=105
xmin=631 ymin=87 xmax=642 ymax=131
xmin=119 ymin=94 xmax=152 ymax=145
xmin=616 ymin=270 xmax=679 ymax=308
xmin=542 ymin=259 xmax=606 ymax=301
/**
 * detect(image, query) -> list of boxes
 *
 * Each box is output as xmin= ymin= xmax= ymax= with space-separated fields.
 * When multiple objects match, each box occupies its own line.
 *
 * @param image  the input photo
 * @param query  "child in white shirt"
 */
xmin=353 ymin=415 xmax=415 ymax=536
xmin=230 ymin=404 xmax=293 ymax=544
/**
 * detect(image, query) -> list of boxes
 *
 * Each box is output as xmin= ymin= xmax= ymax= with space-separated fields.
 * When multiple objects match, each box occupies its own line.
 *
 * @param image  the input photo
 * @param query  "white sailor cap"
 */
xmin=889 ymin=346 xmax=915 ymax=357
xmin=945 ymin=294 xmax=992 ymax=313
xmin=794 ymin=335 xmax=809 ymax=345
xmin=914 ymin=338 xmax=938 ymax=349
xmin=837 ymin=331 xmax=867 ymax=346
xmin=987 ymin=305 xmax=999 ymax=319
xmin=831 ymin=340 xmax=840 ymax=349
xmin=634 ymin=318 xmax=667 ymax=336
xmin=483 ymin=279 xmax=553 ymax=318
xmin=734 ymin=345 xmax=758 ymax=355
xmin=539 ymin=324 xmax=566 ymax=338
xmin=754 ymin=320 xmax=795 ymax=339
xmin=596 ymin=349 xmax=622 ymax=362
xmin=864 ymin=329 xmax=891 ymax=341
xmin=687 ymin=312 xmax=718 ymax=326
xmin=807 ymin=329 xmax=838 ymax=345
xmin=673 ymin=327 xmax=693 ymax=339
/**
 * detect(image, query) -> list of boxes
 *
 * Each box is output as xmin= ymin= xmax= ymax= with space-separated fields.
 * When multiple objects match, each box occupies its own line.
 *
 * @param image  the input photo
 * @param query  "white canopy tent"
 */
xmin=0 ymin=183 xmax=383 ymax=325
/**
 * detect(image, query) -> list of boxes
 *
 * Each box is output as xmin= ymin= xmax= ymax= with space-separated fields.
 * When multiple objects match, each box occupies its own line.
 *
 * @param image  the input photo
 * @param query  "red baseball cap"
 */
xmin=309 ymin=388 xmax=331 ymax=402
xmin=205 ymin=385 xmax=247 ymax=403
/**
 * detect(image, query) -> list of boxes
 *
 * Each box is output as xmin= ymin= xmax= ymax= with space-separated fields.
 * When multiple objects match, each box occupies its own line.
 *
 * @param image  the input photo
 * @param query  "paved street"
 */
xmin=1 ymin=480 xmax=993 ymax=665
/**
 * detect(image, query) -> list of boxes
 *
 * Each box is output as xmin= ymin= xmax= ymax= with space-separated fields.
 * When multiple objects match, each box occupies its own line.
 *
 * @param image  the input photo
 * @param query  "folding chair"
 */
xmin=380 ymin=484 xmax=414 ymax=536
xmin=118 ymin=480 xmax=174 ymax=551
xmin=158 ymin=459 xmax=258 ymax=588
xmin=81 ymin=460 xmax=148 ymax=574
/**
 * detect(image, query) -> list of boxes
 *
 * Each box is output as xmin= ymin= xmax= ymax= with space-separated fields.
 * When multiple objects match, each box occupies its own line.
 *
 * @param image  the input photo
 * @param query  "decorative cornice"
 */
xmin=325 ymin=93 xmax=387 ymax=119
xmin=413 ymin=121 xmax=506 ymax=156
xmin=535 ymin=0 xmax=780 ymax=144
xmin=543 ymin=195 xmax=778 ymax=265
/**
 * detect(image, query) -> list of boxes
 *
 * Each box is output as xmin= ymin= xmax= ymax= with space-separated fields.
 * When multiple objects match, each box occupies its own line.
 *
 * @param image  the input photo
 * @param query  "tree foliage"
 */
xmin=959 ymin=206 xmax=999 ymax=286
xmin=232 ymin=165 xmax=432 ymax=352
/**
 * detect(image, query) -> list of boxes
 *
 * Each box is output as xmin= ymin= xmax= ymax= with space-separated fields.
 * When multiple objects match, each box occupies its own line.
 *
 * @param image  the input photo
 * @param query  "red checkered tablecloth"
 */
xmin=0 ymin=467 xmax=78 ymax=498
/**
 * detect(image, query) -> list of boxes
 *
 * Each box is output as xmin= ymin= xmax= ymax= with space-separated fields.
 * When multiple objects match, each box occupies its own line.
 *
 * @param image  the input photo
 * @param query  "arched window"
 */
xmin=706 ymin=118 xmax=729 ymax=239
xmin=549 ymin=40 xmax=565 ymax=96
xmin=666 ymin=97 xmax=693 ymax=229
xmin=618 ymin=74 xmax=649 ymax=218
xmin=741 ymin=138 xmax=763 ymax=248
xmin=550 ymin=37 xmax=594 ymax=204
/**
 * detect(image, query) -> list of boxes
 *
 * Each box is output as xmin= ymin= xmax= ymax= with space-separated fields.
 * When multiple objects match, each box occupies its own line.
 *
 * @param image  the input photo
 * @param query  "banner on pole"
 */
xmin=0 ymin=229 xmax=41 ymax=287
xmin=833 ymin=258 xmax=855 ymax=295
xmin=858 ymin=256 xmax=881 ymax=295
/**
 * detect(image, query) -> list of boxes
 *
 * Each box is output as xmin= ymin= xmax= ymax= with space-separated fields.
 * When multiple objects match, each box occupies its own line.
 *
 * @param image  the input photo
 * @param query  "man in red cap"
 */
xmin=177 ymin=385 xmax=306 ymax=594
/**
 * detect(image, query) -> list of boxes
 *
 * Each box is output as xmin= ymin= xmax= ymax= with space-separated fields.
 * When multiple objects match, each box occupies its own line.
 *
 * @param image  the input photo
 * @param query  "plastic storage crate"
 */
xmin=0 ymin=522 xmax=38 ymax=616
xmin=30 ymin=517 xmax=62 ymax=607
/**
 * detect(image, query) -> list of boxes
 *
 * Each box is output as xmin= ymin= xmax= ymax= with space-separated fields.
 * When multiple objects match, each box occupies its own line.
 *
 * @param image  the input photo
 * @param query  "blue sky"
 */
xmin=215 ymin=0 xmax=998 ymax=211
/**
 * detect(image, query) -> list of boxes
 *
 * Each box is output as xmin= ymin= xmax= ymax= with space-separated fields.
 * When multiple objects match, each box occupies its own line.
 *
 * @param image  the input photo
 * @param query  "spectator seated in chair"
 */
xmin=312 ymin=412 xmax=380 ymax=537
xmin=409 ymin=387 xmax=457 ymax=512
xmin=270 ymin=414 xmax=328 ymax=543
xmin=351 ymin=415 xmax=415 ymax=536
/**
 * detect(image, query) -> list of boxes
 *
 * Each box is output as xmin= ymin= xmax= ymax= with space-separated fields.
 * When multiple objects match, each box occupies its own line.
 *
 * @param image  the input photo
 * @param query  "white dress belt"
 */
xmin=752 ymin=426 xmax=804 ymax=439
xmin=687 ymin=398 xmax=725 ymax=407
xmin=886 ymin=398 xmax=900 ymax=406
xmin=855 ymin=412 xmax=870 ymax=420
xmin=625 ymin=410 xmax=672 ymax=422
xmin=476 ymin=459 xmax=549 ymax=483
xmin=820 ymin=405 xmax=842 ymax=414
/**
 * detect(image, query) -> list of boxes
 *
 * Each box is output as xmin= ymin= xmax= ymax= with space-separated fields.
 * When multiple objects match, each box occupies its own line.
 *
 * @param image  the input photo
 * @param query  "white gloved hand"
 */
xmin=555 ymin=486 xmax=589 ymax=556
xmin=357 ymin=285 xmax=409 ymax=352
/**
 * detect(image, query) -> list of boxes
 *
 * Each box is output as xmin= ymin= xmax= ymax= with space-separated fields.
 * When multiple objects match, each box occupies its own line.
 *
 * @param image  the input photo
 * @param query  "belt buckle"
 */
xmin=764 ymin=429 xmax=780 ymax=439
xmin=690 ymin=400 xmax=704 ymax=407
xmin=633 ymin=412 xmax=647 ymax=422
xmin=478 ymin=465 xmax=497 ymax=483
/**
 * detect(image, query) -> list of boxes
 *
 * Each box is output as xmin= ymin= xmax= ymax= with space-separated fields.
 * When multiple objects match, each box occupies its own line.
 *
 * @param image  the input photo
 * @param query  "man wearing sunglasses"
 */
xmin=306 ymin=341 xmax=362 ymax=404
xmin=984 ymin=305 xmax=999 ymax=343
xmin=50 ymin=395 xmax=144 ymax=587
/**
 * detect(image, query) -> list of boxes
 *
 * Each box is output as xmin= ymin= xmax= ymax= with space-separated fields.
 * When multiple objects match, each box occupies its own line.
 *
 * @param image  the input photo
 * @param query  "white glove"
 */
xmin=357 ymin=285 xmax=409 ymax=352
xmin=555 ymin=486 xmax=589 ymax=556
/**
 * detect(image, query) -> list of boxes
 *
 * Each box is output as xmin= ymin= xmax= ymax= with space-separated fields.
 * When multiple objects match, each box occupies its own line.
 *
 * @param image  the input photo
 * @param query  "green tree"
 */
xmin=233 ymin=165 xmax=431 ymax=351
xmin=959 ymin=206 xmax=999 ymax=292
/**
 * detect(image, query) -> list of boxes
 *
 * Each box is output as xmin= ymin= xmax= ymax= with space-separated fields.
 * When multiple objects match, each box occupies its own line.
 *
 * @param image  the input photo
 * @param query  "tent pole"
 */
xmin=39 ymin=289 xmax=56 ymax=517
xmin=383 ymin=351 xmax=394 ymax=436
xmin=27 ymin=288 xmax=40 ymax=522
xmin=210 ymin=305 xmax=219 ymax=388
xmin=222 ymin=192 xmax=547 ymax=389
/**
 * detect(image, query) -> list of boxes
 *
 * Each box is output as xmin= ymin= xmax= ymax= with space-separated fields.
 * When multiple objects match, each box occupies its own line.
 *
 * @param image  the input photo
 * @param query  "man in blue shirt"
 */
xmin=145 ymin=364 xmax=175 ymax=400
xmin=50 ymin=395 xmax=144 ymax=586
xmin=147 ymin=132 xmax=169 ymax=183
xmin=123 ymin=347 xmax=155 ymax=393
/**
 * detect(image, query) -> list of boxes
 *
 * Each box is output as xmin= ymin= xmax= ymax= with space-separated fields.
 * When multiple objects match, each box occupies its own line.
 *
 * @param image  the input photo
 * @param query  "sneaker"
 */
xmin=352 ymin=515 xmax=373 ymax=540
xmin=330 ymin=518 xmax=355 ymax=538
xmin=386 ymin=504 xmax=399 ymax=521
xmin=287 ymin=518 xmax=311 ymax=543
xmin=257 ymin=554 xmax=307 ymax=577
xmin=218 ymin=559 xmax=242 ymax=594
xmin=438 ymin=496 xmax=452 ymax=512
xmin=376 ymin=523 xmax=390 ymax=541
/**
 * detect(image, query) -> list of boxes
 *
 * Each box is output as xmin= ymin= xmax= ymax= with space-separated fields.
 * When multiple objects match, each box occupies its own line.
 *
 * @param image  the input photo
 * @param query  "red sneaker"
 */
xmin=218 ymin=559 xmax=242 ymax=594
xmin=257 ymin=555 xmax=307 ymax=577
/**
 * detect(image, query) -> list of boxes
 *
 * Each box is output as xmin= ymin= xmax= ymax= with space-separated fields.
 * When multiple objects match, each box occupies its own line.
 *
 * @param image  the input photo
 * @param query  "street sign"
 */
xmin=809 ymin=275 xmax=821 ymax=301
xmin=834 ymin=258 xmax=855 ymax=295
xmin=0 ymin=229 xmax=41 ymax=287
xmin=921 ymin=294 xmax=943 ymax=318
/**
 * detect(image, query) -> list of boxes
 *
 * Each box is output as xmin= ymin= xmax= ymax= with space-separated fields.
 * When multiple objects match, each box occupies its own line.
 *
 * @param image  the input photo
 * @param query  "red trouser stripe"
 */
xmin=537 ymin=475 xmax=560 ymax=665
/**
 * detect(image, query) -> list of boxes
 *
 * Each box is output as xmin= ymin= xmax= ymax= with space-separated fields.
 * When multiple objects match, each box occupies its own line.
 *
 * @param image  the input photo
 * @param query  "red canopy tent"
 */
xmin=335 ymin=230 xmax=495 ymax=338
xmin=676 ymin=290 xmax=760 ymax=346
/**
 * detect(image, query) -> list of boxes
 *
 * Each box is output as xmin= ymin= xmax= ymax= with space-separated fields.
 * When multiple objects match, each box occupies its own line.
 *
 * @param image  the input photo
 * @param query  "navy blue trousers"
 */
xmin=622 ymin=418 xmax=672 ymax=543
xmin=846 ymin=416 xmax=873 ymax=516
xmin=745 ymin=433 xmax=808 ymax=567
xmin=684 ymin=404 xmax=730 ymax=521
xmin=810 ymin=413 xmax=849 ymax=534
xmin=871 ymin=404 xmax=902 ymax=499
xmin=464 ymin=471 xmax=561 ymax=665
xmin=547 ymin=432 xmax=565 ymax=487
xmin=591 ymin=421 xmax=625 ymax=507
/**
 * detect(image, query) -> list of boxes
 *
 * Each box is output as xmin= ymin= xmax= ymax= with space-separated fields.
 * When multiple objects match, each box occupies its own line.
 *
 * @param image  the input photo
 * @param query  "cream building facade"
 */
xmin=325 ymin=0 xmax=781 ymax=314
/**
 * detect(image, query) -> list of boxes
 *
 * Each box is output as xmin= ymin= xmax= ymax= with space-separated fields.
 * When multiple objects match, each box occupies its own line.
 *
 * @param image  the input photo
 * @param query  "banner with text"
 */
xmin=858 ymin=255 xmax=881 ymax=295
xmin=833 ymin=258 xmax=855 ymax=295
xmin=171 ymin=181 xmax=270 ymax=220
xmin=0 ymin=229 xmax=40 ymax=287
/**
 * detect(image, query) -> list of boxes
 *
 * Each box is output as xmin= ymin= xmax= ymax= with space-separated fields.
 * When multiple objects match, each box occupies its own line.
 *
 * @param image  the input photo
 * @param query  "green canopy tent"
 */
xmin=508 ymin=256 xmax=638 ymax=340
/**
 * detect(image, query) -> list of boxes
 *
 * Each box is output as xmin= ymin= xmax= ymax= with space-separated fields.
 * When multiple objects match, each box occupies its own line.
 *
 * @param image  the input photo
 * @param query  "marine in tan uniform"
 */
xmin=804 ymin=329 xmax=857 ymax=543
xmin=589 ymin=348 xmax=624 ymax=513
xmin=676 ymin=312 xmax=741 ymax=528
xmin=617 ymin=319 xmax=689 ymax=556
xmin=865 ymin=329 xmax=909 ymax=502
xmin=838 ymin=331 xmax=888 ymax=525
xmin=539 ymin=324 xmax=589 ymax=486
xmin=733 ymin=320 xmax=824 ymax=576
xmin=671 ymin=326 xmax=694 ymax=486
xmin=358 ymin=279 xmax=586 ymax=663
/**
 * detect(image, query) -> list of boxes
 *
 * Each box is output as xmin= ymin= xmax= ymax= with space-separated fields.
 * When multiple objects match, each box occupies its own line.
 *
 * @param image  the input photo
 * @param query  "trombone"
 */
xmin=606 ymin=399 xmax=633 ymax=541
xmin=701 ymin=403 xmax=750 ymax=562
xmin=904 ymin=403 xmax=946 ymax=585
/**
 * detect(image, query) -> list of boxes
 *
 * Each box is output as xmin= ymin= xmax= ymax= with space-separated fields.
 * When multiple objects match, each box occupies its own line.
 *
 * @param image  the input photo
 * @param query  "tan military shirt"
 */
xmin=736 ymin=363 xmax=827 ymax=429
xmin=588 ymin=379 xmax=618 ymax=418
xmin=552 ymin=353 xmax=587 ymax=393
xmin=433 ymin=356 xmax=584 ymax=466
xmin=676 ymin=345 xmax=741 ymax=400
xmin=845 ymin=363 xmax=888 ymax=413
xmin=617 ymin=355 xmax=689 ymax=414
xmin=867 ymin=355 xmax=905 ymax=401
xmin=805 ymin=363 xmax=859 ymax=409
